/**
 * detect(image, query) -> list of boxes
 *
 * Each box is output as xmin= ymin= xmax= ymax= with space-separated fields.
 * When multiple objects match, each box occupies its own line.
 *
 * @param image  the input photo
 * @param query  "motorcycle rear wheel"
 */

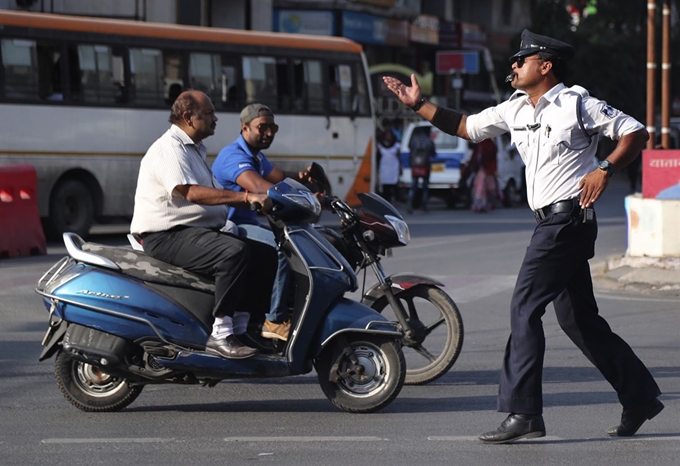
xmin=371 ymin=284 xmax=463 ymax=385
xmin=54 ymin=350 xmax=143 ymax=412
xmin=316 ymin=335 xmax=405 ymax=413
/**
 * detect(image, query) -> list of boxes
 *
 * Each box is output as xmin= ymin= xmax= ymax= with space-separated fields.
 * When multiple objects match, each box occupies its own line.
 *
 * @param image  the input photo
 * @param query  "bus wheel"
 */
xmin=49 ymin=179 xmax=94 ymax=238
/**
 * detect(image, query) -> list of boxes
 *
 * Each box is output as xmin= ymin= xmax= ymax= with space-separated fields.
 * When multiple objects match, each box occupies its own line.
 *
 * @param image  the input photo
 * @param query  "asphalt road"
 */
xmin=1 ymin=176 xmax=678 ymax=466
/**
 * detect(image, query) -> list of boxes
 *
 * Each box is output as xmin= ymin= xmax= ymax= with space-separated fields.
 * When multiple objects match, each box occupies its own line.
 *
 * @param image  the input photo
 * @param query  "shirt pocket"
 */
xmin=546 ymin=127 xmax=591 ymax=165
xmin=511 ymin=130 xmax=530 ymax=160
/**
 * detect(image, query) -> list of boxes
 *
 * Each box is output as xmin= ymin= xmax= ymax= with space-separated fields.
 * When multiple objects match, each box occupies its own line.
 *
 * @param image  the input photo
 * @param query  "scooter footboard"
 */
xmin=311 ymin=298 xmax=402 ymax=358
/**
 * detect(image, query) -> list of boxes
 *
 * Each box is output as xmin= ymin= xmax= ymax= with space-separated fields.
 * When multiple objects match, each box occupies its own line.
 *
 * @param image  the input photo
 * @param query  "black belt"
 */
xmin=533 ymin=198 xmax=581 ymax=222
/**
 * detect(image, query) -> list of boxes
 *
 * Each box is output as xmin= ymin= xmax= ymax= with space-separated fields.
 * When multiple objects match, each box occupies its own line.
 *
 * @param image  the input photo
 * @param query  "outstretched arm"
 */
xmin=382 ymin=74 xmax=470 ymax=139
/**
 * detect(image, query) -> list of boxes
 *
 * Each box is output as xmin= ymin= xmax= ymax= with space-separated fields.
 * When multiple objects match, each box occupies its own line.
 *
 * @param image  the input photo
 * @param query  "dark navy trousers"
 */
xmin=498 ymin=210 xmax=661 ymax=414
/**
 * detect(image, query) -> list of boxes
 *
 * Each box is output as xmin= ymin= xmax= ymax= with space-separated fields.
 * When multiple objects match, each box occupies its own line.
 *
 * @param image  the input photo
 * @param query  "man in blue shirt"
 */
xmin=213 ymin=104 xmax=312 ymax=342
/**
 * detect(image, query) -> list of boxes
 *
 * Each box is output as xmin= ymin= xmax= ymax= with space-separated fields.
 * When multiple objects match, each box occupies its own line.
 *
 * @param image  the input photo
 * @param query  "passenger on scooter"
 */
xmin=212 ymin=103 xmax=317 ymax=342
xmin=130 ymin=90 xmax=278 ymax=360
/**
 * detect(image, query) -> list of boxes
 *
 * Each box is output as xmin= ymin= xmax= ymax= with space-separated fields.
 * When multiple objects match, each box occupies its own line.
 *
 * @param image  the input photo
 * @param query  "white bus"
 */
xmin=0 ymin=10 xmax=375 ymax=237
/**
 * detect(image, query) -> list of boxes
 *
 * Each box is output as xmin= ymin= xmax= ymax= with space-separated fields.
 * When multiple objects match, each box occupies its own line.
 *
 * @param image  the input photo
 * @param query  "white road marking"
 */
xmin=594 ymin=292 xmax=680 ymax=303
xmin=224 ymin=436 xmax=386 ymax=442
xmin=42 ymin=438 xmax=175 ymax=444
xmin=428 ymin=436 xmax=563 ymax=442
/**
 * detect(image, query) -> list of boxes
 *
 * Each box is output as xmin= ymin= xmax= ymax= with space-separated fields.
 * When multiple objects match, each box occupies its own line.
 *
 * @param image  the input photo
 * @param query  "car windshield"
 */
xmin=430 ymin=127 xmax=461 ymax=151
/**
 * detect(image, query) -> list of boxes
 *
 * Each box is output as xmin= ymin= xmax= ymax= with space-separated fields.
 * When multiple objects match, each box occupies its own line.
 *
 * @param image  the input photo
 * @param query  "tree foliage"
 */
xmin=499 ymin=0 xmax=679 ymax=122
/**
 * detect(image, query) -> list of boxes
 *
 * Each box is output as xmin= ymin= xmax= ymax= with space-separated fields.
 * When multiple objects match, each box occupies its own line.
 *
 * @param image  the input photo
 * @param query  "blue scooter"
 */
xmin=36 ymin=179 xmax=406 ymax=413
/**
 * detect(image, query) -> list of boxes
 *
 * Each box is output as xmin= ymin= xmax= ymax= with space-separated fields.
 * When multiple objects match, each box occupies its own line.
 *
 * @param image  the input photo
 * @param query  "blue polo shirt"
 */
xmin=213 ymin=134 xmax=274 ymax=225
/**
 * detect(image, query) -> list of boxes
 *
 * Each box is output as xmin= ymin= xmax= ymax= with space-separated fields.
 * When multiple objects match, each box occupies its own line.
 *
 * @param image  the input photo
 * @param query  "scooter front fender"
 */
xmin=311 ymin=297 xmax=401 ymax=358
xmin=361 ymin=273 xmax=445 ymax=307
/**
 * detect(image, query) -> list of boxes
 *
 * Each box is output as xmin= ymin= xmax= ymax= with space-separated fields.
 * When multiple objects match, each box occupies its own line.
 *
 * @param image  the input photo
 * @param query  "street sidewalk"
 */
xmin=592 ymin=254 xmax=680 ymax=296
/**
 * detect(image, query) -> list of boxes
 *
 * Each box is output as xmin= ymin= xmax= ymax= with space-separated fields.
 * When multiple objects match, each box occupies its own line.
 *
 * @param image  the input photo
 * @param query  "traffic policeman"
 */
xmin=383 ymin=29 xmax=663 ymax=444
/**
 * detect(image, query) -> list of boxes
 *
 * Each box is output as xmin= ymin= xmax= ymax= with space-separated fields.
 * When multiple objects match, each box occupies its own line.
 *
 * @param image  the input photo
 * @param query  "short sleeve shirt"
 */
xmin=130 ymin=125 xmax=228 ymax=235
xmin=465 ymin=83 xmax=644 ymax=210
xmin=212 ymin=134 xmax=274 ymax=225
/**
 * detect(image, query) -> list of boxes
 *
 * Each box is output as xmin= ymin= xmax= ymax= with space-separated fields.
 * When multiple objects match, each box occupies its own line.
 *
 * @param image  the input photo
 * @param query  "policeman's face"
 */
xmin=509 ymin=54 xmax=545 ymax=90
xmin=242 ymin=115 xmax=279 ymax=150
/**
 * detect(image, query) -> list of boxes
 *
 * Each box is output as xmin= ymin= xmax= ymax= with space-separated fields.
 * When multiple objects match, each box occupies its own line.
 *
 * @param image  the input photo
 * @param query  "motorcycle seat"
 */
xmin=81 ymin=242 xmax=215 ymax=293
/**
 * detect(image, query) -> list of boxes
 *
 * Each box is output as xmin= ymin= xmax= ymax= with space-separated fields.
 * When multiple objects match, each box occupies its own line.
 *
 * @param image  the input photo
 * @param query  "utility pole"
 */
xmin=646 ymin=0 xmax=656 ymax=149
xmin=661 ymin=0 xmax=671 ymax=149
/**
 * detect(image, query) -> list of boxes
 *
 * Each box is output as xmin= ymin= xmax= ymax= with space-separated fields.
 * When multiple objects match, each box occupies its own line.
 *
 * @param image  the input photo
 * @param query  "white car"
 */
xmin=398 ymin=121 xmax=525 ymax=208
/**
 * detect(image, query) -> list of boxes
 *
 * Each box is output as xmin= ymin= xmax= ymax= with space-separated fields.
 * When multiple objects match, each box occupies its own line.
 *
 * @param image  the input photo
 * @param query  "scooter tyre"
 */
xmin=316 ymin=335 xmax=405 ymax=413
xmin=371 ymin=285 xmax=463 ymax=385
xmin=54 ymin=350 xmax=143 ymax=412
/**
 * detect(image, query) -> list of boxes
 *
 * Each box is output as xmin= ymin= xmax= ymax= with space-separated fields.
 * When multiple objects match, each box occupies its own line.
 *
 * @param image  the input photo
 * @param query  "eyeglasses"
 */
xmin=512 ymin=56 xmax=543 ymax=68
xmin=249 ymin=123 xmax=279 ymax=134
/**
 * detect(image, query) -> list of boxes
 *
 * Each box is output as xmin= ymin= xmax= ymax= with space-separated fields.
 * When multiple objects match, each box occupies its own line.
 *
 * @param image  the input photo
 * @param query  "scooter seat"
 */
xmin=81 ymin=242 xmax=215 ymax=293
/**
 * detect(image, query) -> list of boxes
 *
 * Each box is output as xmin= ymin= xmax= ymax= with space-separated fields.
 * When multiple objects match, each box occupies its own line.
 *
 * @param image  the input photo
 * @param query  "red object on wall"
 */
xmin=0 ymin=164 xmax=46 ymax=258
xmin=642 ymin=150 xmax=680 ymax=199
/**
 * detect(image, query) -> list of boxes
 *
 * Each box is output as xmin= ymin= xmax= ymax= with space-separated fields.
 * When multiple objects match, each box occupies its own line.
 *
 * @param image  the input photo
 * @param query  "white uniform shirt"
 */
xmin=466 ymin=83 xmax=643 ymax=210
xmin=130 ymin=125 xmax=229 ymax=235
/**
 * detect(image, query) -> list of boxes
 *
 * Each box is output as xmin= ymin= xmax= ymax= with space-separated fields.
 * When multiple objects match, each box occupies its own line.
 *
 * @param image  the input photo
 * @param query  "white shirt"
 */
xmin=466 ymin=83 xmax=644 ymax=210
xmin=130 ymin=125 xmax=229 ymax=235
xmin=377 ymin=141 xmax=401 ymax=185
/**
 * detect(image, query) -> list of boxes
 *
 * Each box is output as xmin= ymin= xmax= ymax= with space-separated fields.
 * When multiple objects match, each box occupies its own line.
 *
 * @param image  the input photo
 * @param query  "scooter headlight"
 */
xmin=283 ymin=191 xmax=322 ymax=216
xmin=385 ymin=215 xmax=410 ymax=245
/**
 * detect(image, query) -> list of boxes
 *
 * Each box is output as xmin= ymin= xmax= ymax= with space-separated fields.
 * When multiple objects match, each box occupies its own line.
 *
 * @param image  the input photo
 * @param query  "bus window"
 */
xmin=129 ymin=48 xmax=184 ymax=106
xmin=1 ymin=38 xmax=40 ymax=100
xmin=190 ymin=52 xmax=219 ymax=100
xmin=329 ymin=63 xmax=352 ymax=114
xmin=164 ymin=52 xmax=183 ymax=105
xmin=190 ymin=52 xmax=238 ymax=110
xmin=292 ymin=58 xmax=323 ymax=113
xmin=353 ymin=63 xmax=370 ymax=116
xmin=0 ymin=38 xmax=63 ymax=101
xmin=242 ymin=55 xmax=279 ymax=110
xmin=74 ymin=44 xmax=117 ymax=104
xmin=221 ymin=64 xmax=238 ymax=109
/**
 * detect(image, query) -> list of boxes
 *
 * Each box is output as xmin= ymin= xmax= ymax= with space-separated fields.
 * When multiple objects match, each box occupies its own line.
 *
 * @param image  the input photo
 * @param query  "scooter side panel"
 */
xmin=47 ymin=266 xmax=211 ymax=346
xmin=308 ymin=297 xmax=400 ymax=357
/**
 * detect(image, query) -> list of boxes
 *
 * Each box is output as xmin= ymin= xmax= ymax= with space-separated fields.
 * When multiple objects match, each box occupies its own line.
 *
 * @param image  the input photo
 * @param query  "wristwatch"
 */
xmin=598 ymin=159 xmax=615 ymax=177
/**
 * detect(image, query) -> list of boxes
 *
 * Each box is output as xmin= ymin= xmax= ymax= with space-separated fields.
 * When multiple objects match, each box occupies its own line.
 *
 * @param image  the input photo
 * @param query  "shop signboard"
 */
xmin=435 ymin=51 xmax=479 ymax=75
xmin=273 ymin=9 xmax=336 ymax=36
xmin=642 ymin=150 xmax=680 ymax=199
xmin=342 ymin=11 xmax=386 ymax=45
xmin=410 ymin=14 xmax=439 ymax=45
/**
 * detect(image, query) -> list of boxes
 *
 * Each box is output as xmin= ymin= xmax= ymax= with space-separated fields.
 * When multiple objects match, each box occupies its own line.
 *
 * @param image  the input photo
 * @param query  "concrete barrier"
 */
xmin=625 ymin=194 xmax=680 ymax=257
xmin=0 ymin=164 xmax=46 ymax=258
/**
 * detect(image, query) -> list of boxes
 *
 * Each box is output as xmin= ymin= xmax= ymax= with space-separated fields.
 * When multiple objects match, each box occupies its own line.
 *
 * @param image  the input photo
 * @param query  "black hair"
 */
xmin=537 ymin=52 xmax=568 ymax=82
xmin=168 ymin=90 xmax=199 ymax=124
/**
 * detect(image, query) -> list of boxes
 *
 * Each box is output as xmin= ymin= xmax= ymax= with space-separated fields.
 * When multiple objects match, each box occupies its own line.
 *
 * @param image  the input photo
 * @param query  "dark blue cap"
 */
xmin=509 ymin=29 xmax=575 ymax=61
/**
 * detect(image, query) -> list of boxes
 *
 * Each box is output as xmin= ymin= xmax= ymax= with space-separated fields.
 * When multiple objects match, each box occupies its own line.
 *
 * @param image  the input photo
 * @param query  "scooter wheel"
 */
xmin=54 ymin=350 xmax=143 ymax=412
xmin=315 ymin=335 xmax=405 ymax=413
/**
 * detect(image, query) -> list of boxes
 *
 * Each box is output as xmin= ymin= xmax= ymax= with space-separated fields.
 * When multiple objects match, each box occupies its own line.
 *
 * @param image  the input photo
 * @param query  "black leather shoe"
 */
xmin=607 ymin=398 xmax=664 ymax=437
xmin=478 ymin=414 xmax=546 ymax=444
xmin=205 ymin=335 xmax=259 ymax=359
xmin=235 ymin=331 xmax=275 ymax=354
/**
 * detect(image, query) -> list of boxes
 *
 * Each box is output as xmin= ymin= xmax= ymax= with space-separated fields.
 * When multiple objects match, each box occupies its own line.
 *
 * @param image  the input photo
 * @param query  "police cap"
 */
xmin=509 ymin=29 xmax=575 ymax=62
